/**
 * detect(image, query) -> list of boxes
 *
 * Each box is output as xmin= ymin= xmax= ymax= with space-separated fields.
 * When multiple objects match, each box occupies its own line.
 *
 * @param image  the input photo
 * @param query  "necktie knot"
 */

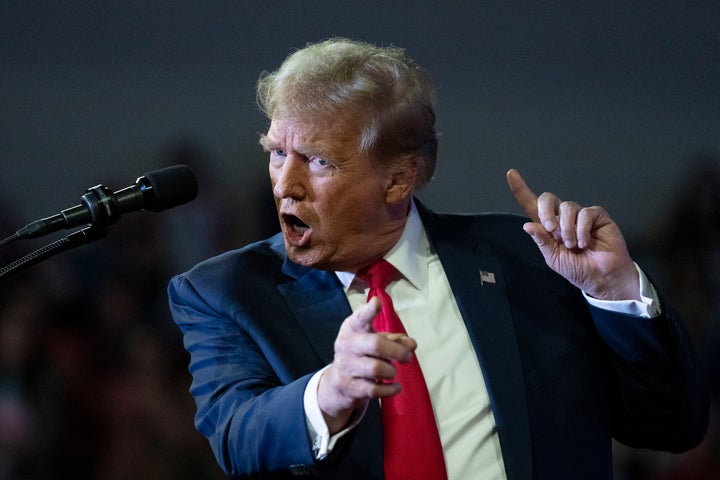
xmin=357 ymin=258 xmax=397 ymax=291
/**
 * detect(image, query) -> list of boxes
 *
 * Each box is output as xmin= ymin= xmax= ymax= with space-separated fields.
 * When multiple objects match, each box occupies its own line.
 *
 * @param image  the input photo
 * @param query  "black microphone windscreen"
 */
xmin=141 ymin=164 xmax=198 ymax=212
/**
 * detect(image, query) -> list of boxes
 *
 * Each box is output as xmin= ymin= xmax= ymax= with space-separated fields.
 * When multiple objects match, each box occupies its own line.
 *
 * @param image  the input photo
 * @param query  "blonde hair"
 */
xmin=256 ymin=38 xmax=437 ymax=188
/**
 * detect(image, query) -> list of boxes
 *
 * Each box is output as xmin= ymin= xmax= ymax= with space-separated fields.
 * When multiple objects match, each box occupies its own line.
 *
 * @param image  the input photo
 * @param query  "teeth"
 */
xmin=285 ymin=215 xmax=309 ymax=235
xmin=291 ymin=224 xmax=308 ymax=234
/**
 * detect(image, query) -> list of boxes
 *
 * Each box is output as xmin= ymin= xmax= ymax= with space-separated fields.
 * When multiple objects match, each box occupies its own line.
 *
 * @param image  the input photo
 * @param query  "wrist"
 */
xmin=317 ymin=368 xmax=363 ymax=434
xmin=587 ymin=262 xmax=641 ymax=301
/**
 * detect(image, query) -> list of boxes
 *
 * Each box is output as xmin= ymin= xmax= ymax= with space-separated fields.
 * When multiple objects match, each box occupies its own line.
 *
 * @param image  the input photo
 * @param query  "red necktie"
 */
xmin=357 ymin=259 xmax=448 ymax=480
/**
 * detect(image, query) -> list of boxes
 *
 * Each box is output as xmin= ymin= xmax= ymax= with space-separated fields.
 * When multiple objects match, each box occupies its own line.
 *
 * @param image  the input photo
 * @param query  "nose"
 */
xmin=271 ymin=155 xmax=306 ymax=200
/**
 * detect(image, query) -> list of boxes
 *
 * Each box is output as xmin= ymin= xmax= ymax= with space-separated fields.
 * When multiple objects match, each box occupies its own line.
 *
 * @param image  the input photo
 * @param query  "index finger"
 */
xmin=347 ymin=296 xmax=382 ymax=333
xmin=506 ymin=169 xmax=539 ymax=223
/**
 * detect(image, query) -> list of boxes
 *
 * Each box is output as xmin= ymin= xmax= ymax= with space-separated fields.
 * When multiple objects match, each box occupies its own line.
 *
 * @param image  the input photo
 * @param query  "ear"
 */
xmin=384 ymin=157 xmax=418 ymax=204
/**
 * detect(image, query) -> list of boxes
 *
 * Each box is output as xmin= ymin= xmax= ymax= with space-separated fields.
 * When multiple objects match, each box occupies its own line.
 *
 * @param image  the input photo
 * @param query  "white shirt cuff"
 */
xmin=583 ymin=263 xmax=661 ymax=318
xmin=303 ymin=366 xmax=367 ymax=460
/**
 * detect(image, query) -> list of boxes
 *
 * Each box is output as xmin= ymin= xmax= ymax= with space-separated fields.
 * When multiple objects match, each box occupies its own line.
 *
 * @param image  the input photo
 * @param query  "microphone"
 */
xmin=14 ymin=164 xmax=198 ymax=240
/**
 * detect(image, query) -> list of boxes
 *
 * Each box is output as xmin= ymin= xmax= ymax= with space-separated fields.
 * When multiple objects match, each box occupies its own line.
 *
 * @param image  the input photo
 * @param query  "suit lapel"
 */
xmin=278 ymin=259 xmax=352 ymax=365
xmin=277 ymin=258 xmax=385 ymax=478
xmin=420 ymin=205 xmax=532 ymax=480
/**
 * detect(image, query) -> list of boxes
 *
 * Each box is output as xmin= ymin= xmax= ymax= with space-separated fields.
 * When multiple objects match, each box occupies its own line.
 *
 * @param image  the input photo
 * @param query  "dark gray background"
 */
xmin=2 ymin=1 xmax=718 ymax=247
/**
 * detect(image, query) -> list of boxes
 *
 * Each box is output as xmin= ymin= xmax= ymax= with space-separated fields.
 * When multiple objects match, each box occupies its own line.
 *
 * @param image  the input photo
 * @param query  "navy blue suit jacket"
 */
xmin=168 ymin=204 xmax=708 ymax=479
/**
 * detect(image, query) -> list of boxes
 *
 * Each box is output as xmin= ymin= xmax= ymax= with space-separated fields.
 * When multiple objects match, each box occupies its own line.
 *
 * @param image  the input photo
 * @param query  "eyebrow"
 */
xmin=259 ymin=134 xmax=337 ymax=161
xmin=258 ymin=134 xmax=278 ymax=151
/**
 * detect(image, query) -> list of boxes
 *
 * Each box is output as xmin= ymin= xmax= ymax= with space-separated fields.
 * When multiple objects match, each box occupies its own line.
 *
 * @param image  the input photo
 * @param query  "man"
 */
xmin=168 ymin=38 xmax=708 ymax=479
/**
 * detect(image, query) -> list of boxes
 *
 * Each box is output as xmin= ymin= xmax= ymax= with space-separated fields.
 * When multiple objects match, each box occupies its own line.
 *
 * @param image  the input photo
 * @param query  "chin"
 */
xmin=286 ymin=246 xmax=321 ymax=268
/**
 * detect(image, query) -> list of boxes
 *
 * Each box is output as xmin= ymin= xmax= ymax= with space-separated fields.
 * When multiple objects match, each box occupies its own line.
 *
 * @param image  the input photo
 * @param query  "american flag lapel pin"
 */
xmin=479 ymin=270 xmax=496 ymax=285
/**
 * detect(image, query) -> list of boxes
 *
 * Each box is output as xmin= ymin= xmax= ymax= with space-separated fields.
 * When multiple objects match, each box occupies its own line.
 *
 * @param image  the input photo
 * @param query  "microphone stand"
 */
xmin=0 ymin=225 xmax=107 ymax=282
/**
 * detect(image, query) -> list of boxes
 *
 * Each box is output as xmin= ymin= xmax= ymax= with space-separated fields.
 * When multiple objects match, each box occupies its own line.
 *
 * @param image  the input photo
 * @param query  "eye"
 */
xmin=268 ymin=148 xmax=286 ymax=167
xmin=311 ymin=156 xmax=329 ymax=166
xmin=309 ymin=155 xmax=335 ymax=173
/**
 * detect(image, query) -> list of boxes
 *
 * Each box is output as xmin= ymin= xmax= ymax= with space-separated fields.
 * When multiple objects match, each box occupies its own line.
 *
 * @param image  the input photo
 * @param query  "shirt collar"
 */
xmin=335 ymin=200 xmax=430 ymax=293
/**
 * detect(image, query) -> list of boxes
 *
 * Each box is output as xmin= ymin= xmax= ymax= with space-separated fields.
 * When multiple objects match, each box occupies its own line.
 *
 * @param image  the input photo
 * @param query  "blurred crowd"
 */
xmin=0 ymin=208 xmax=228 ymax=478
xmin=0 ymin=143 xmax=277 ymax=479
xmin=0 ymin=148 xmax=718 ymax=479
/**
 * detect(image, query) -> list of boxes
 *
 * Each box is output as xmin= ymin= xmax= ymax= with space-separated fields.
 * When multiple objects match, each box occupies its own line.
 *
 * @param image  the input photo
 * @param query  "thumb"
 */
xmin=523 ymin=222 xmax=558 ymax=257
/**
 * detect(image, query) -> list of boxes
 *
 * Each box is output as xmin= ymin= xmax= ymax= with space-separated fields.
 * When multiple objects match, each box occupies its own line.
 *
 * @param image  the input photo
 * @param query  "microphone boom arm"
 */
xmin=17 ymin=183 xmax=138 ymax=240
xmin=0 ymin=225 xmax=107 ymax=282
xmin=11 ymin=164 xmax=197 ymax=241
xmin=0 ymin=164 xmax=197 ymax=281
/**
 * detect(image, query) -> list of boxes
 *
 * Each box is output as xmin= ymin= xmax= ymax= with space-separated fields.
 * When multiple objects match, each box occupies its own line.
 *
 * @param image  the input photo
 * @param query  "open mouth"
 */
xmin=282 ymin=214 xmax=311 ymax=245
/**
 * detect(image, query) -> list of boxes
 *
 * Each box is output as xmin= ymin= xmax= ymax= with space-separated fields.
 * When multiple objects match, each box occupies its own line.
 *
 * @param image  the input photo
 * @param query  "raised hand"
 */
xmin=506 ymin=169 xmax=640 ymax=301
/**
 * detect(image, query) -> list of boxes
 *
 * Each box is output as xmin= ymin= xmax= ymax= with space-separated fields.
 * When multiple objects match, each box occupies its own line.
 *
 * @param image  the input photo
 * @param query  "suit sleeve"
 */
xmin=589 ymin=292 xmax=709 ymax=452
xmin=168 ymin=274 xmax=319 ymax=478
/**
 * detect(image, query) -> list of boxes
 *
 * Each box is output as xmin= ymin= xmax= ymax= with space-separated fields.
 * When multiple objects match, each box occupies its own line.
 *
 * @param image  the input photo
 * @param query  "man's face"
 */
xmin=262 ymin=116 xmax=406 ymax=272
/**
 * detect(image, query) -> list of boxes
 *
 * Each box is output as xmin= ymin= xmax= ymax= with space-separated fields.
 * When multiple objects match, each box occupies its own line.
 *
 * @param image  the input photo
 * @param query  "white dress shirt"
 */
xmin=304 ymin=201 xmax=659 ymax=479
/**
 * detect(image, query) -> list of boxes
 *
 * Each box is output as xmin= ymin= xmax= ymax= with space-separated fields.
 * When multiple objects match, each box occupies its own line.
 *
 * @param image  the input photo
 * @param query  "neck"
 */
xmin=349 ymin=198 xmax=412 ymax=273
